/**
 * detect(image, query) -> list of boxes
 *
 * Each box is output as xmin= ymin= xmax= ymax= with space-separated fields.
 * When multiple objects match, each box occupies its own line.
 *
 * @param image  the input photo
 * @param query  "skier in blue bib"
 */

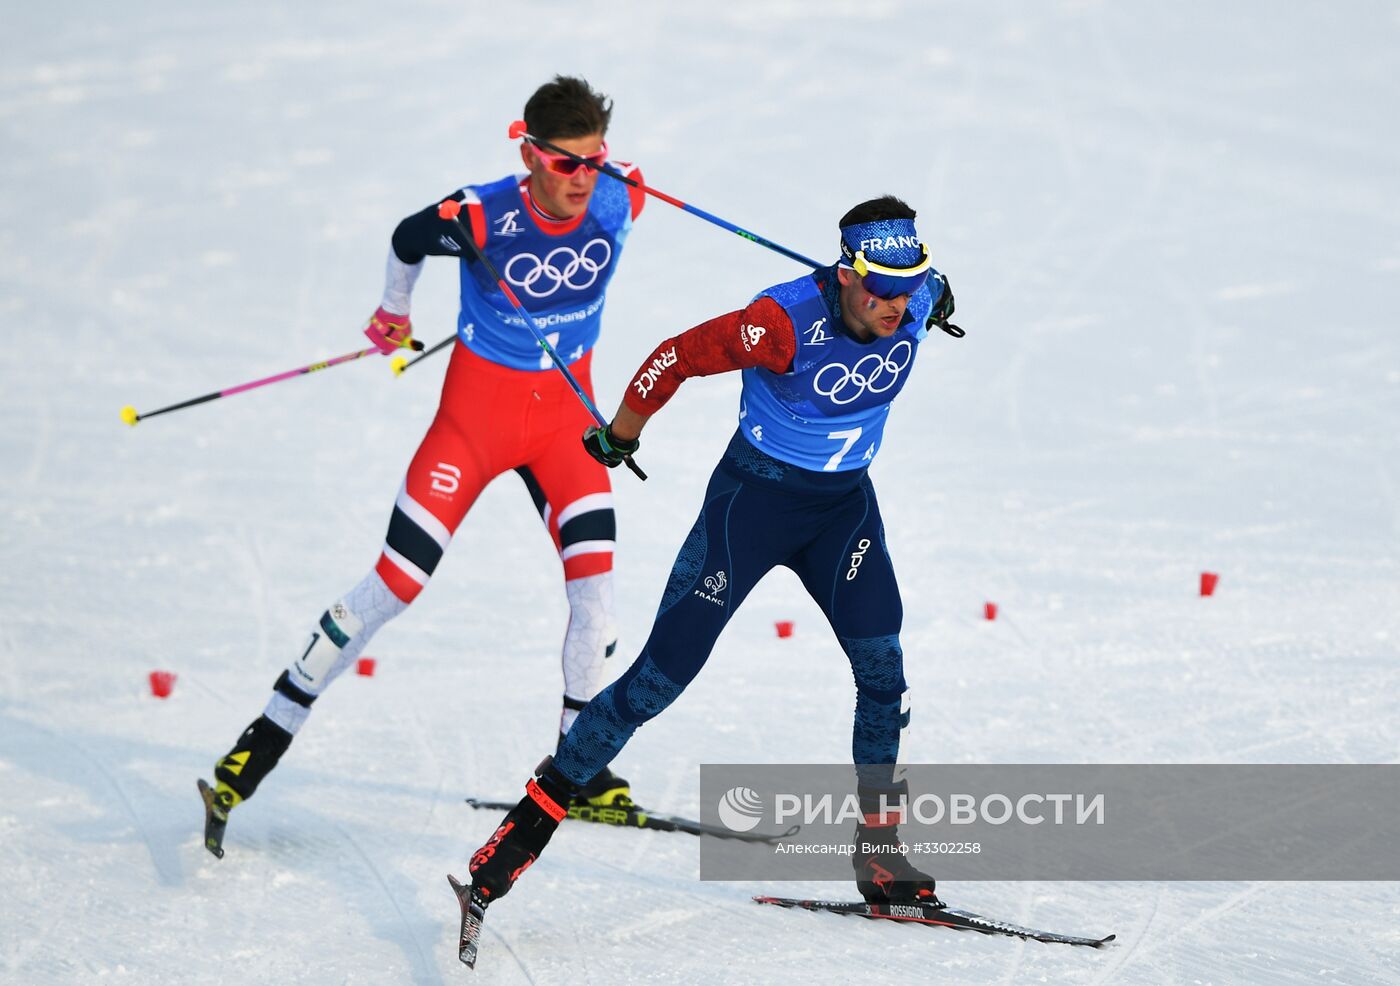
xmin=458 ymin=195 xmax=955 ymax=918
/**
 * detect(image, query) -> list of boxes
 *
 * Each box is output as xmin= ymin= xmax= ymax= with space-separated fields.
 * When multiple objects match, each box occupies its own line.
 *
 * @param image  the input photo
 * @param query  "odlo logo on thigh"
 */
xmin=846 ymin=538 xmax=872 ymax=582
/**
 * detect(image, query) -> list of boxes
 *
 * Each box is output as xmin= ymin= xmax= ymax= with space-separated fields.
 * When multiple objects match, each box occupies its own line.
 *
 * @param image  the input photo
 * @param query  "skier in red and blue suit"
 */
xmin=460 ymin=195 xmax=958 ymax=919
xmin=200 ymin=76 xmax=647 ymax=856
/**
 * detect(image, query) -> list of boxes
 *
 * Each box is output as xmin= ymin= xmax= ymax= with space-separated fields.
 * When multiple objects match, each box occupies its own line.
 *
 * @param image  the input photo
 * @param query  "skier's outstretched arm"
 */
xmin=584 ymin=298 xmax=797 ymax=466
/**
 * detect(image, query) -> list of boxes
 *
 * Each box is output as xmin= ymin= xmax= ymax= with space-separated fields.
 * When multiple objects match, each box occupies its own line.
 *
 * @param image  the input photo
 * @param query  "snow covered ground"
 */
xmin=3 ymin=2 xmax=1399 ymax=982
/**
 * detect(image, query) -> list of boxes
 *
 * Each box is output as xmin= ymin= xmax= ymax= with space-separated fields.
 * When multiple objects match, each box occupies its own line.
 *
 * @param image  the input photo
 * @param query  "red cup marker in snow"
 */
xmin=149 ymin=670 xmax=177 ymax=698
xmin=775 ymin=621 xmax=794 ymax=639
xmin=1200 ymin=572 xmax=1219 ymax=597
xmin=356 ymin=657 xmax=377 ymax=676
xmin=984 ymin=602 xmax=998 ymax=621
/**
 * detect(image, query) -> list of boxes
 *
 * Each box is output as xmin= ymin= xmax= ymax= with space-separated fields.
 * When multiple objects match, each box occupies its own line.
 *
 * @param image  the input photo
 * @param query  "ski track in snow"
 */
xmin=4 ymin=2 xmax=1400 ymax=983
xmin=326 ymin=818 xmax=444 ymax=986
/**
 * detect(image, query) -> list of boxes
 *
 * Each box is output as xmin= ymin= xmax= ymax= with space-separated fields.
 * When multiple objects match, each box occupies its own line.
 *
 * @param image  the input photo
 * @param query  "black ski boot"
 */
xmin=851 ymin=780 xmax=940 ymax=905
xmin=574 ymin=764 xmax=632 ymax=808
xmin=199 ymin=713 xmax=293 ymax=858
xmin=464 ymin=759 xmax=578 ymax=904
xmin=448 ymin=760 xmax=574 ymax=972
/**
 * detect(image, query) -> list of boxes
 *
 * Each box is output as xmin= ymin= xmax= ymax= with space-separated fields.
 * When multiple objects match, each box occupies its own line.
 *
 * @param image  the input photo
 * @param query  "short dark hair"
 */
xmin=523 ymin=76 xmax=613 ymax=141
xmin=839 ymin=195 xmax=916 ymax=229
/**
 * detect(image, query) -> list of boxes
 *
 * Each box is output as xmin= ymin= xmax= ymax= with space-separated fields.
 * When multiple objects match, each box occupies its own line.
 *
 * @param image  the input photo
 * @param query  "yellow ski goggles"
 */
xmin=848 ymin=243 xmax=933 ymax=299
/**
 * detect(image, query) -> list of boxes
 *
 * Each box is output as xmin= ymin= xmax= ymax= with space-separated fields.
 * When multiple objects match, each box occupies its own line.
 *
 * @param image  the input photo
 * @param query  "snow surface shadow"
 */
xmin=0 ymin=707 xmax=186 ymax=888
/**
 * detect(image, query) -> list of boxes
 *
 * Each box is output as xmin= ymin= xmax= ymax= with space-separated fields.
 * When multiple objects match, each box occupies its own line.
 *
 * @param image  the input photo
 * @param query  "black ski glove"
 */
xmin=582 ymin=424 xmax=640 ymax=468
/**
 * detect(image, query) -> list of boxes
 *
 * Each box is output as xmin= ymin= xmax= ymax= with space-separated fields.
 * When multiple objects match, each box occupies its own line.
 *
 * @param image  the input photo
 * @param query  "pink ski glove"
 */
xmin=364 ymin=306 xmax=423 ymax=354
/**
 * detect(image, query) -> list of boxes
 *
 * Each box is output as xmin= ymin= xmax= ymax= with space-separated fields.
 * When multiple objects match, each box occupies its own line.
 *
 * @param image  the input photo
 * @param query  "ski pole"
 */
xmin=510 ymin=121 xmax=821 ymax=269
xmin=390 ymin=332 xmax=457 ymax=376
xmin=435 ymin=199 xmax=647 ymax=482
xmin=510 ymin=122 xmax=965 ymax=339
xmin=120 ymin=345 xmax=381 ymax=426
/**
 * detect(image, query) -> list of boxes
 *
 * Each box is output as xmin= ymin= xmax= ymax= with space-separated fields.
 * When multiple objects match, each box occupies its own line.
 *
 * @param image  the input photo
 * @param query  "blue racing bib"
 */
xmin=738 ymin=271 xmax=933 ymax=472
xmin=456 ymin=173 xmax=633 ymax=370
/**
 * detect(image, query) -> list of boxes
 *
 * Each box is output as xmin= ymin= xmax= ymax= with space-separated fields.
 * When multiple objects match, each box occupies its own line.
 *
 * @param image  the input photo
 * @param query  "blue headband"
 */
xmin=838 ymin=217 xmax=924 ymax=269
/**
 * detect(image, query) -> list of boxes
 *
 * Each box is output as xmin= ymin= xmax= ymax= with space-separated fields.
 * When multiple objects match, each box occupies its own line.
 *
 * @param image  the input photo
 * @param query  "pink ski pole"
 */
xmin=120 ymin=345 xmax=381 ymax=425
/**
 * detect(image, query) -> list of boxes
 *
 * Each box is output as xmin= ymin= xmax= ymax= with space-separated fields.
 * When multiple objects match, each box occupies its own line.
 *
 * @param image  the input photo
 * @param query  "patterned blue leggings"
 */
xmin=554 ymin=434 xmax=909 ymax=789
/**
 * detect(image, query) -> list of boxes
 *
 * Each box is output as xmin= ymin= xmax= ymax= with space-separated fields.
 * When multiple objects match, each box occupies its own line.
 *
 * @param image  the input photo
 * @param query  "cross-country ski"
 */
xmin=753 ymin=895 xmax=1115 ymax=948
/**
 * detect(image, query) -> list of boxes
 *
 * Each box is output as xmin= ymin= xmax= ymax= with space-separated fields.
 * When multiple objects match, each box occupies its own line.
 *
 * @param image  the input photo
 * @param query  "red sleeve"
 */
xmin=621 ymin=296 xmax=796 ymax=416
xmin=611 ymin=161 xmax=646 ymax=220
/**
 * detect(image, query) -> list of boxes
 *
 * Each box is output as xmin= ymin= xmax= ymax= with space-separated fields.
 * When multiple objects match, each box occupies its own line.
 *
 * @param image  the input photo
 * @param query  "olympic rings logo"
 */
xmin=812 ymin=340 xmax=914 ymax=405
xmin=504 ymin=239 xmax=612 ymax=298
